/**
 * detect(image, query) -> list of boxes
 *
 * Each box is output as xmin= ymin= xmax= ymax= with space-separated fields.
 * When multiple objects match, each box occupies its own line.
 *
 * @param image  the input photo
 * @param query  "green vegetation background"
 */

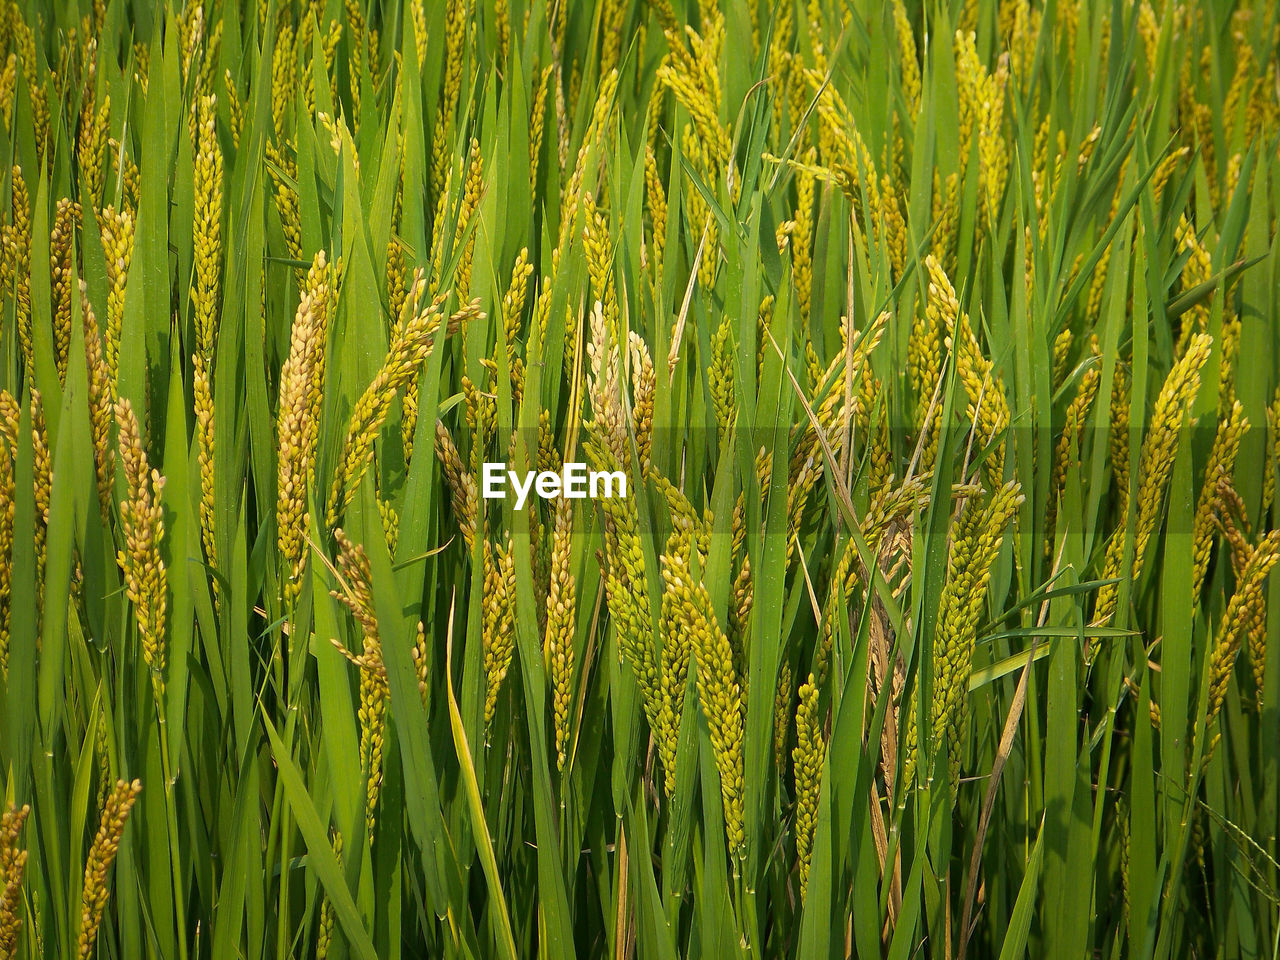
xmin=0 ymin=0 xmax=1278 ymax=958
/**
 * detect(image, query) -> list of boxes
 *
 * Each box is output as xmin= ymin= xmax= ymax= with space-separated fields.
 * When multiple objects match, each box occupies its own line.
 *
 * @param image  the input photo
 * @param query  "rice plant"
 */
xmin=0 ymin=0 xmax=1278 ymax=957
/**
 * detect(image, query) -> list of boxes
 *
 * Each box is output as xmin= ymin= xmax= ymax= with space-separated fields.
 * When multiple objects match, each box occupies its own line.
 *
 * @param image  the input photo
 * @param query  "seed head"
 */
xmin=78 ymin=780 xmax=142 ymax=960
xmin=793 ymin=674 xmax=824 ymax=899
xmin=277 ymin=252 xmax=333 ymax=605
xmin=115 ymin=398 xmax=168 ymax=695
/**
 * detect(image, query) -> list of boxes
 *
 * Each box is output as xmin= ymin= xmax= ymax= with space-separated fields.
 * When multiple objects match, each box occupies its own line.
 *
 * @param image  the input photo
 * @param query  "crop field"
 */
xmin=1 ymin=0 xmax=1280 ymax=957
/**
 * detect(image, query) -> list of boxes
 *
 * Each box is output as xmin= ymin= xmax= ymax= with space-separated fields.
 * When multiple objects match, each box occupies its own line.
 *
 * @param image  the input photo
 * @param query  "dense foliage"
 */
xmin=0 ymin=0 xmax=1279 ymax=957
